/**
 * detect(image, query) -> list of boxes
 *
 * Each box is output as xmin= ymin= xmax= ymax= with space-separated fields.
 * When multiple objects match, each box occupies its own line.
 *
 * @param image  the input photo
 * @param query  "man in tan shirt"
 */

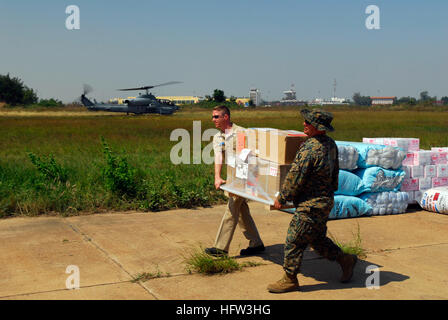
xmin=205 ymin=105 xmax=265 ymax=256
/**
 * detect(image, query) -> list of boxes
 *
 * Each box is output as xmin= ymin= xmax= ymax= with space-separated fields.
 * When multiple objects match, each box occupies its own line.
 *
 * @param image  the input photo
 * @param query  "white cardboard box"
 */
xmin=437 ymin=164 xmax=448 ymax=178
xmin=424 ymin=165 xmax=437 ymax=178
xmin=419 ymin=177 xmax=432 ymax=190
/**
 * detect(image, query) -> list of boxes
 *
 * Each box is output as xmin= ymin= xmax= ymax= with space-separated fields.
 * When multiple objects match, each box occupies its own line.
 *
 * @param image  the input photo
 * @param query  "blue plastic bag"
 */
xmin=335 ymin=170 xmax=369 ymax=196
xmin=329 ymin=195 xmax=373 ymax=219
xmin=354 ymin=167 xmax=405 ymax=193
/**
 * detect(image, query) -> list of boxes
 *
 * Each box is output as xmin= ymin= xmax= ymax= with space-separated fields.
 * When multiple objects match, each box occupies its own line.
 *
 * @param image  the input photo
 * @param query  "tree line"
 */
xmin=353 ymin=91 xmax=448 ymax=106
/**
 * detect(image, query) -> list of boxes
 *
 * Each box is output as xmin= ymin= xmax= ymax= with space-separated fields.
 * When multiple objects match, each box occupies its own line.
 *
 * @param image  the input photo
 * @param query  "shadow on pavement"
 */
xmin=237 ymin=243 xmax=410 ymax=292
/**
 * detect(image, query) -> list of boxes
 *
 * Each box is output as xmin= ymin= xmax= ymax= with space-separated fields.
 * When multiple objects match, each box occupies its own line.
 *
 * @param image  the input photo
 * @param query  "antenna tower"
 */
xmin=333 ymin=78 xmax=337 ymax=99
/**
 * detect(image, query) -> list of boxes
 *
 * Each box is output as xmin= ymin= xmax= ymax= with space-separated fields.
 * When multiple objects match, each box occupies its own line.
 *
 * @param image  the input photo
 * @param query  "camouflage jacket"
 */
xmin=277 ymin=134 xmax=339 ymax=209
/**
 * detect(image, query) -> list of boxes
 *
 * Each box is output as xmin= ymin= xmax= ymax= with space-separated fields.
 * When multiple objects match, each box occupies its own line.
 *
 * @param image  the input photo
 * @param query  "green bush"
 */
xmin=37 ymin=98 xmax=64 ymax=107
xmin=100 ymin=137 xmax=138 ymax=198
xmin=28 ymin=152 xmax=68 ymax=184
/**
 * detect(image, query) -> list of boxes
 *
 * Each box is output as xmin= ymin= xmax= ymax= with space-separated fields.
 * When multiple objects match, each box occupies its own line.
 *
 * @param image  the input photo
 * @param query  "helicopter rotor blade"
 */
xmin=117 ymin=81 xmax=182 ymax=91
xmin=117 ymin=86 xmax=151 ymax=91
xmin=151 ymin=81 xmax=183 ymax=88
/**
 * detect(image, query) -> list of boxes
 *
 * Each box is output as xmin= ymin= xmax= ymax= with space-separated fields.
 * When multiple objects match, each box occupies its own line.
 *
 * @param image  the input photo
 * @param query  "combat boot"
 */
xmin=267 ymin=272 xmax=299 ymax=293
xmin=337 ymin=253 xmax=358 ymax=283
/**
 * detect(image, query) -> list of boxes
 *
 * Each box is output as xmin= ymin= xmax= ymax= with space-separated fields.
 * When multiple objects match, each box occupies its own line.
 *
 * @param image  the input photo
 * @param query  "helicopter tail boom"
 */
xmin=81 ymin=94 xmax=95 ymax=107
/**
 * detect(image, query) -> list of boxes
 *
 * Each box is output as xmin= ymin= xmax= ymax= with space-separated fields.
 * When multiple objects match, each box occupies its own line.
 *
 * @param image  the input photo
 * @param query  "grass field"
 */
xmin=0 ymin=106 xmax=447 ymax=218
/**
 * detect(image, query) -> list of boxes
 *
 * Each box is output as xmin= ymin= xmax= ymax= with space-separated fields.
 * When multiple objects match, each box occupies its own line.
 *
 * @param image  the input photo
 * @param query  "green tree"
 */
xmin=352 ymin=92 xmax=372 ymax=106
xmin=0 ymin=73 xmax=39 ymax=106
xmin=419 ymin=91 xmax=436 ymax=104
xmin=419 ymin=91 xmax=430 ymax=102
xmin=0 ymin=74 xmax=25 ymax=105
xmin=23 ymin=87 xmax=38 ymax=105
xmin=213 ymin=89 xmax=226 ymax=103
xmin=441 ymin=96 xmax=448 ymax=105
xmin=397 ymin=96 xmax=417 ymax=105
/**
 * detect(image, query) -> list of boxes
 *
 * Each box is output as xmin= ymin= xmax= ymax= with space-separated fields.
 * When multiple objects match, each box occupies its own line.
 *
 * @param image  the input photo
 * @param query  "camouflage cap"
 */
xmin=300 ymin=108 xmax=335 ymax=132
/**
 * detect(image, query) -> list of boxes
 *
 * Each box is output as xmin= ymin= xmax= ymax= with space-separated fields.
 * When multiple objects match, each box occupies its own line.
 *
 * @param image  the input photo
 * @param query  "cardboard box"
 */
xmin=231 ymin=155 xmax=248 ymax=190
xmin=245 ymin=156 xmax=270 ymax=200
xmin=419 ymin=177 xmax=432 ymax=190
xmin=437 ymin=164 xmax=448 ymax=178
xmin=402 ymin=152 xmax=415 ymax=166
xmin=431 ymin=147 xmax=448 ymax=152
xmin=410 ymin=165 xmax=424 ymax=178
xmin=431 ymin=152 xmax=447 ymax=165
xmin=432 ymin=177 xmax=448 ymax=188
xmin=413 ymin=151 xmax=432 ymax=166
xmin=224 ymin=154 xmax=293 ymax=203
xmin=258 ymin=129 xmax=307 ymax=164
xmin=226 ymin=162 xmax=236 ymax=185
xmin=401 ymin=178 xmax=419 ymax=191
xmin=236 ymin=131 xmax=247 ymax=153
xmin=364 ymin=137 xmax=419 ymax=152
xmin=363 ymin=138 xmax=384 ymax=145
xmin=247 ymin=128 xmax=259 ymax=156
xmin=424 ymin=165 xmax=437 ymax=178
xmin=385 ymin=138 xmax=419 ymax=152
xmin=265 ymin=161 xmax=292 ymax=198
xmin=402 ymin=165 xmax=411 ymax=178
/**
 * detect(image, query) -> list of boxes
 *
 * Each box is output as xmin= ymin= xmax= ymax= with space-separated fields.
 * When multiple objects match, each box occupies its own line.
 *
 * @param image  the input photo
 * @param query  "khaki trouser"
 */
xmin=213 ymin=194 xmax=264 ymax=252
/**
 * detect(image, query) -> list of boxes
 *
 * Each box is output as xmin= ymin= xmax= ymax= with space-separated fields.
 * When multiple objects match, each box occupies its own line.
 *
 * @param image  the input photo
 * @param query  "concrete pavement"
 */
xmin=1 ymin=202 xmax=447 ymax=300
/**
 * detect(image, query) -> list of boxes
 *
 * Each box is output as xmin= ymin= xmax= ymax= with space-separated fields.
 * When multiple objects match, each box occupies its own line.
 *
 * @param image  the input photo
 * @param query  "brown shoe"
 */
xmin=337 ymin=253 xmax=358 ymax=283
xmin=267 ymin=272 xmax=300 ymax=293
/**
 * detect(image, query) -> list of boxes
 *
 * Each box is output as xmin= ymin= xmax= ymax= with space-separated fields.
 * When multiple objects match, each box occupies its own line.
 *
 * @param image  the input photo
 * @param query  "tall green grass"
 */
xmin=0 ymin=108 xmax=447 ymax=217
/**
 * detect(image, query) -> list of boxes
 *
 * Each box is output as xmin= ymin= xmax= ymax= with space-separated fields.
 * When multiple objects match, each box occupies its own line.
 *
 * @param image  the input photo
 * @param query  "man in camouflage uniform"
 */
xmin=267 ymin=108 xmax=357 ymax=293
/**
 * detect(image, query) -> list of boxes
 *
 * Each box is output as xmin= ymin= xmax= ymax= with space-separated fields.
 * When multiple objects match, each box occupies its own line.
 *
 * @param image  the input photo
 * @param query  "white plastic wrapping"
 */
xmin=337 ymin=145 xmax=359 ymax=171
xmin=420 ymin=187 xmax=448 ymax=214
xmin=360 ymin=191 xmax=409 ymax=215
xmin=337 ymin=141 xmax=406 ymax=170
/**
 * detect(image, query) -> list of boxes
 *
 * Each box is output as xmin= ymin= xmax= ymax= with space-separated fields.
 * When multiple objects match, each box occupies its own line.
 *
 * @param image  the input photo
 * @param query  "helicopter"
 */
xmin=80 ymin=81 xmax=182 ymax=115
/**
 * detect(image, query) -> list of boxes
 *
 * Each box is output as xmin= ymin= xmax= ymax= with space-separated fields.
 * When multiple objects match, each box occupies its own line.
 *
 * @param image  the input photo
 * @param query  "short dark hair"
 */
xmin=213 ymin=105 xmax=231 ymax=118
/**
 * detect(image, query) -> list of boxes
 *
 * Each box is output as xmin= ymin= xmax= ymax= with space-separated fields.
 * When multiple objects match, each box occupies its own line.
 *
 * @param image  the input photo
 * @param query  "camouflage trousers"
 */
xmin=283 ymin=206 xmax=343 ymax=276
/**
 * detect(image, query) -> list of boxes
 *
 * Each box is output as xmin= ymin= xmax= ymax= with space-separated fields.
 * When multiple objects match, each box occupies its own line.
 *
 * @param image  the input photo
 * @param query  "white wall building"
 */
xmin=249 ymin=88 xmax=261 ymax=106
xmin=370 ymin=96 xmax=396 ymax=105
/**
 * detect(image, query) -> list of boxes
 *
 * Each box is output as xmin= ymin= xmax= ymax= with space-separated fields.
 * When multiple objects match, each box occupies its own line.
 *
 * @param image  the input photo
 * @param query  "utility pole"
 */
xmin=333 ymin=78 xmax=337 ymax=99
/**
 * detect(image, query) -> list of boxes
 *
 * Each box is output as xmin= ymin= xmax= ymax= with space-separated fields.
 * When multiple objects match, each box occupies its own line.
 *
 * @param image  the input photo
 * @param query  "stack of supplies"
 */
xmin=400 ymin=146 xmax=448 ymax=204
xmin=330 ymin=139 xmax=408 ymax=219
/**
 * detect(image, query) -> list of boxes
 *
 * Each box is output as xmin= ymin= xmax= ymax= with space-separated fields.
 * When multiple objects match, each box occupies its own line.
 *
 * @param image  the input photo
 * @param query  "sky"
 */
xmin=0 ymin=0 xmax=447 ymax=103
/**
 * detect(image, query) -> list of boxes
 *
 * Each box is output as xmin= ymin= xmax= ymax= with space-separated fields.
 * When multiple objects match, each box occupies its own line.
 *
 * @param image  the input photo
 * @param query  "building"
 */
xmin=278 ymin=84 xmax=307 ymax=106
xmin=370 ymin=96 xmax=396 ymax=105
xmin=309 ymin=97 xmax=349 ymax=106
xmin=249 ymin=88 xmax=261 ymax=106
xmin=283 ymin=87 xmax=296 ymax=101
